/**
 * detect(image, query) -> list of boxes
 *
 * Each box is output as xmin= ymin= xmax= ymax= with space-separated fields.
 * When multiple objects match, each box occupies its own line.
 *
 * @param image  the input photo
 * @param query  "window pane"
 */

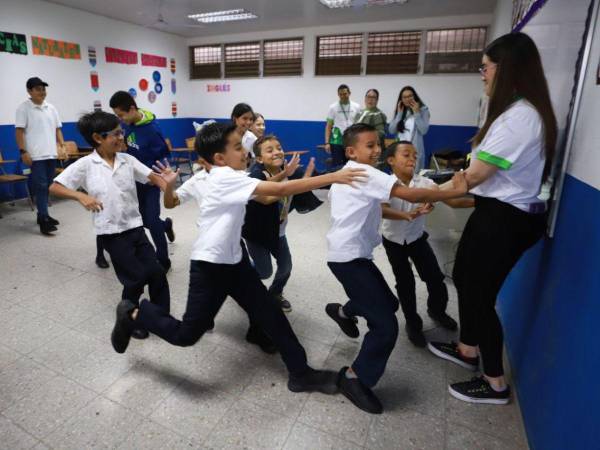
xmin=316 ymin=34 xmax=362 ymax=75
xmin=424 ymin=27 xmax=487 ymax=73
xmin=366 ymin=31 xmax=421 ymax=74
xmin=264 ymin=38 xmax=303 ymax=76
xmin=225 ymin=42 xmax=260 ymax=78
xmin=189 ymin=45 xmax=221 ymax=79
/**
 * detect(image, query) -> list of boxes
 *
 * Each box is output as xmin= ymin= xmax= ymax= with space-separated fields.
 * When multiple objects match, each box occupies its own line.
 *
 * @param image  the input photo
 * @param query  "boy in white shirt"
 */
xmin=325 ymin=124 xmax=467 ymax=414
xmin=381 ymin=141 xmax=473 ymax=347
xmin=49 ymin=111 xmax=170 ymax=340
xmin=110 ymin=122 xmax=366 ymax=394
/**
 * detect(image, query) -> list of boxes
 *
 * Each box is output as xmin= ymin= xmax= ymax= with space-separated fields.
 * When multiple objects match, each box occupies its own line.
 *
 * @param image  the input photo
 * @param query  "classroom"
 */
xmin=0 ymin=0 xmax=598 ymax=449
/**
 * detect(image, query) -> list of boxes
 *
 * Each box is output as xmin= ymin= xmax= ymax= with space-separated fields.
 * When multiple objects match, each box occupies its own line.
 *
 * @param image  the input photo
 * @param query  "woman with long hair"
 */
xmin=389 ymin=86 xmax=430 ymax=172
xmin=427 ymin=32 xmax=557 ymax=404
xmin=231 ymin=102 xmax=257 ymax=166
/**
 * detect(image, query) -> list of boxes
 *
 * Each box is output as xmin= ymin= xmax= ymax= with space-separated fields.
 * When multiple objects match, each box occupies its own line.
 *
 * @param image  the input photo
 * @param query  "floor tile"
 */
xmin=0 ymin=414 xmax=39 ymax=450
xmin=366 ymin=410 xmax=445 ymax=450
xmin=283 ymin=422 xmax=364 ymax=450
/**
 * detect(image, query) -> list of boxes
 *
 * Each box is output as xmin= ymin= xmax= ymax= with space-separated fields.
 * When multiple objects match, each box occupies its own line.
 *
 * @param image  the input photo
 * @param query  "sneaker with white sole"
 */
xmin=427 ymin=341 xmax=479 ymax=371
xmin=449 ymin=376 xmax=510 ymax=405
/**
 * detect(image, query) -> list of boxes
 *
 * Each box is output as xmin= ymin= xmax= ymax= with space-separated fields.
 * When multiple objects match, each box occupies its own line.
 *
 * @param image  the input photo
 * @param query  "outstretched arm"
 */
xmin=391 ymin=171 xmax=467 ymax=203
xmin=49 ymin=182 xmax=103 ymax=212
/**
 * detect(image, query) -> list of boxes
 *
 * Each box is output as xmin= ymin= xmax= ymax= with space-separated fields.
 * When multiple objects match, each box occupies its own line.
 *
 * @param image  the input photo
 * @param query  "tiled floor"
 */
xmin=0 ymin=194 xmax=528 ymax=449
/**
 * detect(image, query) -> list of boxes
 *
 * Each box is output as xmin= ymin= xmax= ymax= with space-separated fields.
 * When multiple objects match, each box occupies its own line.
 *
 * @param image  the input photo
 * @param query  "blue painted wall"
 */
xmin=498 ymin=174 xmax=600 ymax=450
xmin=1 ymin=118 xmax=476 ymax=200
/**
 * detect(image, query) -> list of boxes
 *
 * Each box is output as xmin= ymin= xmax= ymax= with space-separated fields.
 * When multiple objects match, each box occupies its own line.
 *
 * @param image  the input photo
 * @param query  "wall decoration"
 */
xmin=93 ymin=100 xmax=102 ymax=111
xmin=512 ymin=0 xmax=548 ymax=32
xmin=31 ymin=36 xmax=81 ymax=59
xmin=128 ymin=88 xmax=137 ymax=98
xmin=207 ymin=83 xmax=231 ymax=93
xmin=90 ymin=71 xmax=99 ymax=91
xmin=154 ymin=83 xmax=163 ymax=94
xmin=141 ymin=53 xmax=167 ymax=67
xmin=152 ymin=70 xmax=161 ymax=82
xmin=171 ymin=78 xmax=176 ymax=94
xmin=170 ymin=58 xmax=176 ymax=74
xmin=139 ymin=78 xmax=149 ymax=91
xmin=148 ymin=91 xmax=157 ymax=103
xmin=105 ymin=46 xmax=138 ymax=64
xmin=0 ymin=31 xmax=28 ymax=55
xmin=171 ymin=101 xmax=177 ymax=117
xmin=88 ymin=46 xmax=96 ymax=67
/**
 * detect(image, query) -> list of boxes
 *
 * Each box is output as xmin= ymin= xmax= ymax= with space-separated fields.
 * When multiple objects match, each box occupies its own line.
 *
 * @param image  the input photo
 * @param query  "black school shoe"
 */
xmin=288 ymin=367 xmax=338 ymax=394
xmin=406 ymin=321 xmax=427 ymax=348
xmin=325 ymin=303 xmax=359 ymax=338
xmin=427 ymin=341 xmax=479 ymax=371
xmin=95 ymin=255 xmax=110 ymax=269
xmin=449 ymin=376 xmax=511 ymax=405
xmin=111 ymin=299 xmax=137 ymax=354
xmin=337 ymin=367 xmax=383 ymax=414
xmin=131 ymin=328 xmax=149 ymax=339
xmin=428 ymin=310 xmax=458 ymax=331
xmin=38 ymin=217 xmax=57 ymax=235
xmin=37 ymin=215 xmax=59 ymax=226
xmin=246 ymin=326 xmax=278 ymax=354
xmin=165 ymin=217 xmax=175 ymax=242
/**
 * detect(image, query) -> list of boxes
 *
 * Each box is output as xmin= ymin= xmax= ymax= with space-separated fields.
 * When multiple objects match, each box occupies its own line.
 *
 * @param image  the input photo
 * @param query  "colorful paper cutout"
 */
xmin=128 ymin=88 xmax=137 ymax=98
xmin=171 ymin=78 xmax=176 ymax=94
xmin=139 ymin=79 xmax=148 ymax=91
xmin=88 ymin=46 xmax=96 ymax=67
xmin=31 ymin=36 xmax=81 ymax=59
xmin=90 ymin=71 xmax=99 ymax=91
xmin=148 ymin=91 xmax=157 ymax=103
xmin=93 ymin=100 xmax=101 ymax=111
xmin=105 ymin=47 xmax=137 ymax=64
xmin=171 ymin=101 xmax=177 ymax=117
xmin=141 ymin=53 xmax=166 ymax=67
xmin=170 ymin=58 xmax=176 ymax=74
xmin=152 ymin=71 xmax=161 ymax=82
xmin=0 ymin=31 xmax=28 ymax=55
xmin=155 ymin=83 xmax=163 ymax=94
xmin=207 ymin=84 xmax=231 ymax=93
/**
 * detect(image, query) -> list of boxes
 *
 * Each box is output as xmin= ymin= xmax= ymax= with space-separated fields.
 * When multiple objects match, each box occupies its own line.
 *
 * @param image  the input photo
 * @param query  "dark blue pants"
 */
xmin=136 ymin=183 xmax=169 ymax=266
xmin=246 ymin=236 xmax=292 ymax=296
xmin=382 ymin=233 xmax=448 ymax=325
xmin=328 ymin=259 xmax=399 ymax=387
xmin=137 ymin=252 xmax=309 ymax=377
xmin=330 ymin=144 xmax=347 ymax=170
xmin=31 ymin=159 xmax=56 ymax=218
xmin=99 ymin=226 xmax=170 ymax=312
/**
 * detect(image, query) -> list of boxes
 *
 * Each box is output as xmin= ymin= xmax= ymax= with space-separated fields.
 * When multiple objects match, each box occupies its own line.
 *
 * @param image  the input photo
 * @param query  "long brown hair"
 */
xmin=473 ymin=32 xmax=557 ymax=181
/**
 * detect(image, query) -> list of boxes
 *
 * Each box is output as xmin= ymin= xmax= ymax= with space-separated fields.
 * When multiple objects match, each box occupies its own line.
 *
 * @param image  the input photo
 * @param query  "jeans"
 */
xmin=246 ymin=236 xmax=292 ymax=296
xmin=31 ymin=159 xmax=56 ymax=218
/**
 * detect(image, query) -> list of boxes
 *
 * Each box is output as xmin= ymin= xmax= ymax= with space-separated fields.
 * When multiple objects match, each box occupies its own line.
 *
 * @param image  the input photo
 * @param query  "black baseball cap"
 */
xmin=26 ymin=77 xmax=49 ymax=89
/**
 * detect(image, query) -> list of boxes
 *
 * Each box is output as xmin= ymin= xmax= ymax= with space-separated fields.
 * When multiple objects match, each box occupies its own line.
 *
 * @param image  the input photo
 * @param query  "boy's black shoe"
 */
xmin=39 ymin=218 xmax=57 ymax=235
xmin=37 ymin=215 xmax=59 ymax=226
xmin=428 ymin=310 xmax=458 ymax=331
xmin=131 ymin=328 xmax=149 ymax=339
xmin=325 ymin=303 xmax=359 ymax=338
xmin=449 ymin=376 xmax=511 ymax=405
xmin=159 ymin=259 xmax=172 ymax=274
xmin=288 ymin=367 xmax=338 ymax=394
xmin=337 ymin=367 xmax=383 ymax=414
xmin=165 ymin=217 xmax=175 ymax=242
xmin=427 ymin=341 xmax=479 ymax=371
xmin=111 ymin=299 xmax=137 ymax=354
xmin=95 ymin=255 xmax=110 ymax=269
xmin=246 ymin=326 xmax=278 ymax=354
xmin=273 ymin=293 xmax=292 ymax=313
xmin=405 ymin=321 xmax=427 ymax=348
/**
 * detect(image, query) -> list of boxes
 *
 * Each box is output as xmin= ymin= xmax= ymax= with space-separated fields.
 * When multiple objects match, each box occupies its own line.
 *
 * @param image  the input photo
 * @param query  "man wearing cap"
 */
xmin=15 ymin=77 xmax=65 ymax=235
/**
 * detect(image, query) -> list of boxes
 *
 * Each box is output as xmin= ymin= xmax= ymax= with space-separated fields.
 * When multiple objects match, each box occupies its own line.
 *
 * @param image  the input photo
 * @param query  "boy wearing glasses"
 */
xmin=49 ymin=111 xmax=171 ymax=329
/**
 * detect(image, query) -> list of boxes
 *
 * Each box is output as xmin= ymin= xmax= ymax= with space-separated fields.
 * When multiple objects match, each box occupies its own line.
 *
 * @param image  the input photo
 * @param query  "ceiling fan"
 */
xmin=144 ymin=0 xmax=205 ymax=30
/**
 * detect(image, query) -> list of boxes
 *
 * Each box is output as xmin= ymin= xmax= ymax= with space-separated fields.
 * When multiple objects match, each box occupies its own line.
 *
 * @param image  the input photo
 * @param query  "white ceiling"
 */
xmin=45 ymin=0 xmax=496 ymax=38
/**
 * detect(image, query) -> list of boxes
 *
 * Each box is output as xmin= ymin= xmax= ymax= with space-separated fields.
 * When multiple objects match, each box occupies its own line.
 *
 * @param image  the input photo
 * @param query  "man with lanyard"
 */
xmin=324 ymin=84 xmax=361 ymax=170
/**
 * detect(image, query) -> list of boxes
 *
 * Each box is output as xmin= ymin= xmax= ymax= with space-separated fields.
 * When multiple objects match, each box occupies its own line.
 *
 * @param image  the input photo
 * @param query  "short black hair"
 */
xmin=109 ymin=91 xmax=137 ymax=111
xmin=384 ymin=140 xmax=414 ymax=160
xmin=194 ymin=122 xmax=238 ymax=164
xmin=253 ymin=134 xmax=278 ymax=157
xmin=343 ymin=123 xmax=377 ymax=148
xmin=338 ymin=84 xmax=350 ymax=92
xmin=77 ymin=111 xmax=120 ymax=148
xmin=231 ymin=102 xmax=254 ymax=120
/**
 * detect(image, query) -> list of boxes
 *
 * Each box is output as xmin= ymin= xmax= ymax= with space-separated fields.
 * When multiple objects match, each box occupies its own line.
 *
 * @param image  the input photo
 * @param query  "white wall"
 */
xmin=488 ymin=0 xmax=513 ymax=42
xmin=186 ymin=13 xmax=492 ymax=126
xmin=0 ymin=0 xmax=192 ymax=125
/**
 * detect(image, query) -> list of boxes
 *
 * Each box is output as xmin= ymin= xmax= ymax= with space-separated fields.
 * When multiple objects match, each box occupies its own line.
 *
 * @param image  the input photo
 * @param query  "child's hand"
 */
xmin=77 ymin=193 xmax=103 ymax=212
xmin=284 ymin=153 xmax=300 ymax=177
xmin=303 ymin=157 xmax=316 ymax=178
xmin=416 ymin=203 xmax=434 ymax=216
xmin=451 ymin=171 xmax=468 ymax=194
xmin=333 ymin=168 xmax=368 ymax=187
xmin=153 ymin=159 xmax=180 ymax=186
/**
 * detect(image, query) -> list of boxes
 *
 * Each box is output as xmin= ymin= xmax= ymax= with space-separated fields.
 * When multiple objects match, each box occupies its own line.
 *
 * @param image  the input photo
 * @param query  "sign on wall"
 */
xmin=141 ymin=53 xmax=166 ymax=67
xmin=207 ymin=83 xmax=231 ymax=93
xmin=105 ymin=47 xmax=138 ymax=64
xmin=31 ymin=36 xmax=81 ymax=59
xmin=0 ymin=31 xmax=28 ymax=55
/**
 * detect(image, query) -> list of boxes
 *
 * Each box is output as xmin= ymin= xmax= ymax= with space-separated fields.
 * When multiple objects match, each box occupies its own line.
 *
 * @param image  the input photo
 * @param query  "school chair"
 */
xmin=166 ymin=138 xmax=193 ymax=183
xmin=0 ymin=148 xmax=34 ymax=213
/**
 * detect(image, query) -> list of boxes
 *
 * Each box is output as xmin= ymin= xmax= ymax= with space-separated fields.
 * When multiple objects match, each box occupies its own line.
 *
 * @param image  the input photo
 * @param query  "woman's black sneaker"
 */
xmin=337 ymin=367 xmax=383 ymax=414
xmin=288 ymin=368 xmax=338 ymax=394
xmin=325 ymin=303 xmax=359 ymax=338
xmin=449 ymin=376 xmax=510 ymax=405
xmin=427 ymin=341 xmax=479 ymax=371
xmin=427 ymin=310 xmax=458 ymax=331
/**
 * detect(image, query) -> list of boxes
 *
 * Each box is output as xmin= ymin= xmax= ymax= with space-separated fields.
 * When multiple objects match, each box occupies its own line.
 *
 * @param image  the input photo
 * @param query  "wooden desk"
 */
xmin=0 ymin=160 xmax=17 ymax=164
xmin=66 ymin=151 xmax=92 ymax=160
xmin=284 ymin=150 xmax=309 ymax=156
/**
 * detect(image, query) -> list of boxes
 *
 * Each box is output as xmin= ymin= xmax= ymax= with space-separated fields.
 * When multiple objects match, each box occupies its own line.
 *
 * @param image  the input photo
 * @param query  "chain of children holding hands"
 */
xmin=44 ymin=32 xmax=555 ymax=414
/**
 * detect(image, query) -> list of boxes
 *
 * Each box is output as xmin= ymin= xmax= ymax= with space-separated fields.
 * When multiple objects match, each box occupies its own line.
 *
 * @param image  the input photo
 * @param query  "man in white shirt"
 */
xmin=324 ymin=84 xmax=361 ymax=170
xmin=15 ymin=77 xmax=65 ymax=235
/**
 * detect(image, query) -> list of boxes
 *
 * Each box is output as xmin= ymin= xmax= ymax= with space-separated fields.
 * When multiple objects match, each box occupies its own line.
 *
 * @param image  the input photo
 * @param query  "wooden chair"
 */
xmin=55 ymin=141 xmax=80 ymax=175
xmin=166 ymin=138 xmax=193 ymax=183
xmin=185 ymin=137 xmax=195 ymax=150
xmin=0 ymin=149 xmax=34 ymax=213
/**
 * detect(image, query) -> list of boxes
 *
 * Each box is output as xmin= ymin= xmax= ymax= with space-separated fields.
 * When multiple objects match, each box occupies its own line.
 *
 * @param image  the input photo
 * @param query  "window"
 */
xmin=263 ymin=38 xmax=304 ymax=76
xmin=424 ymin=27 xmax=487 ymax=73
xmin=224 ymin=41 xmax=260 ymax=78
xmin=189 ymin=45 xmax=222 ymax=79
xmin=366 ymin=31 xmax=421 ymax=74
xmin=316 ymin=34 xmax=362 ymax=75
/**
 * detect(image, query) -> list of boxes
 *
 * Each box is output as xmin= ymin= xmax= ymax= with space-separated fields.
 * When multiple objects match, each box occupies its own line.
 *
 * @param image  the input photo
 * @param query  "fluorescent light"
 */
xmin=319 ymin=0 xmax=408 ymax=8
xmin=187 ymin=9 xmax=258 ymax=23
